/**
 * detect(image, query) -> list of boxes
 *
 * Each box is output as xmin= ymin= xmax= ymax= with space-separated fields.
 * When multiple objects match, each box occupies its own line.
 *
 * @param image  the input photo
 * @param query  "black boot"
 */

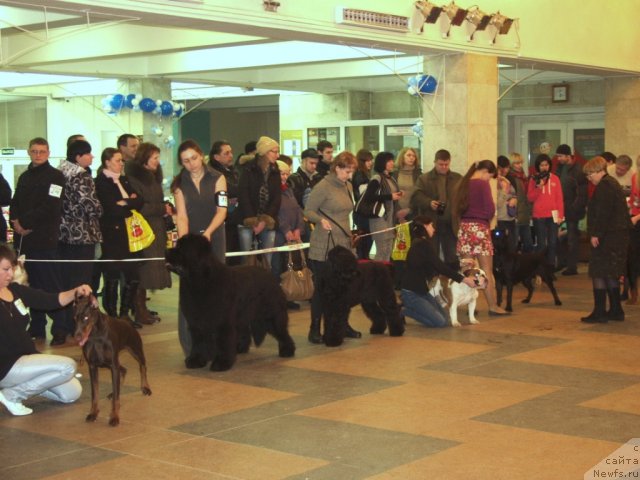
xmin=102 ymin=280 xmax=119 ymax=318
xmin=308 ymin=317 xmax=322 ymax=344
xmin=607 ymin=288 xmax=625 ymax=321
xmin=345 ymin=321 xmax=362 ymax=338
xmin=121 ymin=281 xmax=143 ymax=329
xmin=581 ymin=289 xmax=608 ymax=323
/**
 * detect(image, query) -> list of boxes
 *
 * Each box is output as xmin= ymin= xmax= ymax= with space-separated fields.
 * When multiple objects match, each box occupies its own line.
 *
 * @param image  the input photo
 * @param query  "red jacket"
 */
xmin=527 ymin=173 xmax=565 ymax=220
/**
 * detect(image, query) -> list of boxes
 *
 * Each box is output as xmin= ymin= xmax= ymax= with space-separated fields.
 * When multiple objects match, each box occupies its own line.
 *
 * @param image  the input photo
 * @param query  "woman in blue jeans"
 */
xmin=400 ymin=216 xmax=477 ymax=327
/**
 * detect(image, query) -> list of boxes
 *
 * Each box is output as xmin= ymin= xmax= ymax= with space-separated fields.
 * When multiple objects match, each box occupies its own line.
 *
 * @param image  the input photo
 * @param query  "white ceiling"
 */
xmin=0 ymin=0 xmax=613 ymax=103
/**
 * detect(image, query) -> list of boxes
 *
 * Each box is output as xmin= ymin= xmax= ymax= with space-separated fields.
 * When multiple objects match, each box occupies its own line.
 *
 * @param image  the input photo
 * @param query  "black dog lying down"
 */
xmin=73 ymin=295 xmax=152 ymax=426
xmin=319 ymin=245 xmax=404 ymax=347
xmin=166 ymin=234 xmax=295 ymax=371
xmin=492 ymin=229 xmax=562 ymax=312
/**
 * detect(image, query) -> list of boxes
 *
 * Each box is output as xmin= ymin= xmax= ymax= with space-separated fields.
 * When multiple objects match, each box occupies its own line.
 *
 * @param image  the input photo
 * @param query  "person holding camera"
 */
xmin=411 ymin=149 xmax=462 ymax=271
xmin=527 ymin=154 xmax=564 ymax=268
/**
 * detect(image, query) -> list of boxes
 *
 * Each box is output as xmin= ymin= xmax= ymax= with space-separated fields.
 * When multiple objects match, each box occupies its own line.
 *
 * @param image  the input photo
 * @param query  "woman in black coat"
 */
xmin=581 ymin=156 xmax=631 ymax=323
xmin=95 ymin=147 xmax=144 ymax=328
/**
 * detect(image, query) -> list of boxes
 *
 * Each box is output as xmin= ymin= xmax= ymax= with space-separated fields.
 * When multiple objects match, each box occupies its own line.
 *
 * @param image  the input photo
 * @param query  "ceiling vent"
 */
xmin=335 ymin=7 xmax=409 ymax=32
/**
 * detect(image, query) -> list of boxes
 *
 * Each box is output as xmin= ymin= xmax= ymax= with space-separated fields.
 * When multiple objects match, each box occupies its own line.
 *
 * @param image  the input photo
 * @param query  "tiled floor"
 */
xmin=2 ymin=268 xmax=640 ymax=479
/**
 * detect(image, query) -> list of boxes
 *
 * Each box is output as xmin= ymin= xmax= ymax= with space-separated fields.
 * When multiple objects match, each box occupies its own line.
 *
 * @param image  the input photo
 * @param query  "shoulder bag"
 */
xmin=280 ymin=246 xmax=314 ymax=301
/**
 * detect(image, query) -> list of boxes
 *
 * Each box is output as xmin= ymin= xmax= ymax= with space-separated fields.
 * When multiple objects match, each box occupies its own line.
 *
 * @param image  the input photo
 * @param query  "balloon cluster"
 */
xmin=101 ymin=94 xmax=185 ymax=117
xmin=412 ymin=119 xmax=424 ymax=139
xmin=407 ymin=74 xmax=438 ymax=96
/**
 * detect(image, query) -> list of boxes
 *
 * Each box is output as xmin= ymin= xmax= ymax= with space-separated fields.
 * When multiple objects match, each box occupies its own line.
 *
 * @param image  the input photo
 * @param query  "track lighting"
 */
xmin=442 ymin=1 xmax=467 ymax=37
xmin=488 ymin=11 xmax=514 ymax=43
xmin=415 ymin=1 xmax=443 ymax=24
xmin=466 ymin=6 xmax=491 ymax=40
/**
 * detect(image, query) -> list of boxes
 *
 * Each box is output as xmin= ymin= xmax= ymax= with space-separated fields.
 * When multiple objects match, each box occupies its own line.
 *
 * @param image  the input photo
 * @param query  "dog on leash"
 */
xmin=492 ymin=229 xmax=562 ymax=312
xmin=429 ymin=259 xmax=488 ymax=327
xmin=73 ymin=295 xmax=152 ymax=426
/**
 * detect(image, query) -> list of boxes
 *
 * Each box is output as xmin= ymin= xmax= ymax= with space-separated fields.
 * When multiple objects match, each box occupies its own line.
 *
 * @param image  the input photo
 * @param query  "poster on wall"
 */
xmin=307 ymin=127 xmax=340 ymax=152
xmin=280 ymin=130 xmax=304 ymax=170
xmin=574 ymin=128 xmax=604 ymax=160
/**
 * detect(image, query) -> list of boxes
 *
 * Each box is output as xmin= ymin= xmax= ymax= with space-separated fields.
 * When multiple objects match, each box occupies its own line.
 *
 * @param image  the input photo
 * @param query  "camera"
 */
xmin=534 ymin=171 xmax=550 ymax=183
xmin=436 ymin=201 xmax=446 ymax=215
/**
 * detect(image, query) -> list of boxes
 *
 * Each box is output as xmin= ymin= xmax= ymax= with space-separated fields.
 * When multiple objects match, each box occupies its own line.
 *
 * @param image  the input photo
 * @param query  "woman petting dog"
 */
xmin=400 ymin=216 xmax=477 ymax=327
xmin=453 ymin=160 xmax=509 ymax=316
xmin=0 ymin=244 xmax=91 ymax=416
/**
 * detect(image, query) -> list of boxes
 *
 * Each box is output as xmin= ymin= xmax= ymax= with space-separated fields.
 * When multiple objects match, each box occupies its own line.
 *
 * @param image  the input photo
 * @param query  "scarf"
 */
xmin=103 ymin=169 xmax=129 ymax=199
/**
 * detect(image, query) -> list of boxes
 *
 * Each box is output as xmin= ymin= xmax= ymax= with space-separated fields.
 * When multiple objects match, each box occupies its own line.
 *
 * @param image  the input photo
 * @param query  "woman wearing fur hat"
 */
xmin=237 ymin=136 xmax=281 ymax=267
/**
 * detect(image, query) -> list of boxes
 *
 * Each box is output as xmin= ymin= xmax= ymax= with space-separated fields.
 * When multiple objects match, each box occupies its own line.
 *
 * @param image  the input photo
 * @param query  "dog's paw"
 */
xmin=469 ymin=318 xmax=480 ymax=325
xmin=278 ymin=343 xmax=296 ymax=357
xmin=108 ymin=416 xmax=120 ymax=427
xmin=450 ymin=321 xmax=462 ymax=327
xmin=210 ymin=360 xmax=233 ymax=371
xmin=555 ymin=300 xmax=562 ymax=306
xmin=521 ymin=299 xmax=530 ymax=304
xmin=388 ymin=325 xmax=405 ymax=337
xmin=506 ymin=306 xmax=513 ymax=312
xmin=142 ymin=387 xmax=152 ymax=396
xmin=369 ymin=325 xmax=386 ymax=335
xmin=185 ymin=355 xmax=207 ymax=369
xmin=323 ymin=335 xmax=344 ymax=347
xmin=85 ymin=412 xmax=98 ymax=422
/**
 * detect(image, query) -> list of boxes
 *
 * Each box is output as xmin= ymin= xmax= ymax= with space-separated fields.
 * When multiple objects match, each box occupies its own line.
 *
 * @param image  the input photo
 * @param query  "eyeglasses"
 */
xmin=29 ymin=149 xmax=48 ymax=156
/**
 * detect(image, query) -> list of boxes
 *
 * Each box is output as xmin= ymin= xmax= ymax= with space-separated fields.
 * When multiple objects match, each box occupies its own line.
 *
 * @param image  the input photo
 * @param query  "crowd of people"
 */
xmin=1 ymin=132 xmax=636 ymax=417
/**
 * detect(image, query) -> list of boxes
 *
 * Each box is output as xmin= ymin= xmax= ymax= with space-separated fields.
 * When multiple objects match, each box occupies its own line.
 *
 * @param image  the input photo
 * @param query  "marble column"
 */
xmin=605 ymin=77 xmax=640 ymax=156
xmin=421 ymin=53 xmax=498 ymax=174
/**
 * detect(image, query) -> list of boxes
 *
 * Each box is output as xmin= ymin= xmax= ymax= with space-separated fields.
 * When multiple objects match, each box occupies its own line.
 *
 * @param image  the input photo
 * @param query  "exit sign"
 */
xmin=1 ymin=148 xmax=14 ymax=155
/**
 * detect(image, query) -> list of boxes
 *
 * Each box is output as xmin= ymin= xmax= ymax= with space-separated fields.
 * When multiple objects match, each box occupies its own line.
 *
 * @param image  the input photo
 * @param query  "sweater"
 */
xmin=401 ymin=237 xmax=463 ymax=295
xmin=527 ymin=173 xmax=565 ymax=220
xmin=461 ymin=179 xmax=495 ymax=226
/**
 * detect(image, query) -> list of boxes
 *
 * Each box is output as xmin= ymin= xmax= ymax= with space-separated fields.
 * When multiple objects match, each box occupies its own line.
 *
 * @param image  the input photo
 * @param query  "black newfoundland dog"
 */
xmin=319 ymin=245 xmax=405 ymax=347
xmin=165 ymin=234 xmax=295 ymax=371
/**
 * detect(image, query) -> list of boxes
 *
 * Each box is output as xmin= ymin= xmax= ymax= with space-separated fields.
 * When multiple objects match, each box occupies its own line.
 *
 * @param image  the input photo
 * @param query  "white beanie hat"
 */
xmin=256 ymin=136 xmax=279 ymax=156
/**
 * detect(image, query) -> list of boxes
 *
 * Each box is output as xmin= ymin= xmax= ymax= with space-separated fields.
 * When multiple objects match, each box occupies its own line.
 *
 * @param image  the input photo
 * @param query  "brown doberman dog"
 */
xmin=73 ymin=295 xmax=151 ymax=426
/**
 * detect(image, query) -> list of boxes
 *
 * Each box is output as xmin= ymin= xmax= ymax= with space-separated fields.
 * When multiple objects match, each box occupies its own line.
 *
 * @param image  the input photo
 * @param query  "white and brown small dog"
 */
xmin=429 ymin=259 xmax=488 ymax=327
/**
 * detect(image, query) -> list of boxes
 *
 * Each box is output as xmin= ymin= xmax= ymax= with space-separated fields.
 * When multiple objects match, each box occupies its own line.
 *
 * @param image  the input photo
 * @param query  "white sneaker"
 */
xmin=0 ymin=390 xmax=33 ymax=416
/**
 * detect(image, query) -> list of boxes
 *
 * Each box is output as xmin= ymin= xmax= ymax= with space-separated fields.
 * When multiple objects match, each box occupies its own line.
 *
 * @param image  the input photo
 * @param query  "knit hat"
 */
xmin=276 ymin=160 xmax=290 ymax=173
xmin=556 ymin=144 xmax=572 ymax=156
xmin=256 ymin=136 xmax=279 ymax=156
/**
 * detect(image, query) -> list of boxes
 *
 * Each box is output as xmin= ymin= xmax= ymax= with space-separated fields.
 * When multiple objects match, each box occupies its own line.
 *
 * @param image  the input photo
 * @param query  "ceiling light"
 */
xmin=442 ymin=1 xmax=467 ymax=37
xmin=487 ymin=12 xmax=514 ymax=43
xmin=415 ymin=1 xmax=443 ymax=24
xmin=466 ymin=6 xmax=491 ymax=40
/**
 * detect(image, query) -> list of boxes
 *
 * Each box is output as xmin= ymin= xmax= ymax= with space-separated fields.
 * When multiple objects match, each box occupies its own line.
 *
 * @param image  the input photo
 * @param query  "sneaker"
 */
xmin=0 ymin=391 xmax=33 ymax=416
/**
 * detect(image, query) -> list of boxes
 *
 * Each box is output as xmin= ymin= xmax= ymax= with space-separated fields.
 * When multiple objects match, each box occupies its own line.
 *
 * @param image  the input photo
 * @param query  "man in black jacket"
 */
xmin=554 ymin=144 xmax=587 ymax=275
xmin=209 ymin=140 xmax=241 ymax=264
xmin=287 ymin=148 xmax=320 ymax=209
xmin=10 ymin=137 xmax=68 ymax=346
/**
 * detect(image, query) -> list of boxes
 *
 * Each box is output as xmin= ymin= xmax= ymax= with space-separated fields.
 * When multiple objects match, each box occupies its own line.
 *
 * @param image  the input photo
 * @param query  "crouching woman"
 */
xmin=400 ymin=216 xmax=476 ymax=327
xmin=0 ymin=244 xmax=91 ymax=416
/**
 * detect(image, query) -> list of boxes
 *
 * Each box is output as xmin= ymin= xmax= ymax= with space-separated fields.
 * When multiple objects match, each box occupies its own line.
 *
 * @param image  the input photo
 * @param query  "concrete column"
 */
xmin=605 ymin=77 xmax=640 ymax=156
xmin=422 ymin=53 xmax=498 ymax=174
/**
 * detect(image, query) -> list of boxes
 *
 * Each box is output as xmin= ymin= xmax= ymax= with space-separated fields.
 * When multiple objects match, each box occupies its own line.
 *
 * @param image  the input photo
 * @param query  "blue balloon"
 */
xmin=174 ymin=105 xmax=183 ymax=117
xmin=110 ymin=94 xmax=124 ymax=110
xmin=160 ymin=101 xmax=173 ymax=117
xmin=408 ymin=75 xmax=438 ymax=95
xmin=125 ymin=94 xmax=136 ymax=109
xmin=139 ymin=97 xmax=156 ymax=113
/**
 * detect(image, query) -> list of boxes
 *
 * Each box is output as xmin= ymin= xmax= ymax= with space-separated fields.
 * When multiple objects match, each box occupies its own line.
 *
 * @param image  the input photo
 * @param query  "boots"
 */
xmin=607 ymin=288 xmax=625 ymax=321
xmin=581 ymin=289 xmax=608 ymax=323
xmin=134 ymin=288 xmax=159 ymax=325
xmin=626 ymin=286 xmax=638 ymax=305
xmin=102 ymin=280 xmax=119 ymax=318
xmin=308 ymin=317 xmax=322 ymax=344
xmin=120 ymin=281 xmax=143 ymax=329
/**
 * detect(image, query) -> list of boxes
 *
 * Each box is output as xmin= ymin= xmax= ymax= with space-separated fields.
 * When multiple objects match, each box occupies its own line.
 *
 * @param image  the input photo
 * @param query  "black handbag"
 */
xmin=354 ymin=182 xmax=386 ymax=219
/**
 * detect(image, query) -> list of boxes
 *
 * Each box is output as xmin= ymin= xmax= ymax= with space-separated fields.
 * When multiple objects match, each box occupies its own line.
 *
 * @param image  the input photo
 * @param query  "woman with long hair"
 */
xmin=126 ymin=142 xmax=171 ymax=324
xmin=453 ymin=159 xmax=508 ymax=316
xmin=626 ymin=154 xmax=640 ymax=305
xmin=171 ymin=139 xmax=228 ymax=355
xmin=352 ymin=149 xmax=373 ymax=259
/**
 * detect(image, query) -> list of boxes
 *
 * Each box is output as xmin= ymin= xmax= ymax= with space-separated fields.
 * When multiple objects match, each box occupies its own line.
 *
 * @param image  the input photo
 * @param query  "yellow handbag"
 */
xmin=126 ymin=210 xmax=155 ymax=252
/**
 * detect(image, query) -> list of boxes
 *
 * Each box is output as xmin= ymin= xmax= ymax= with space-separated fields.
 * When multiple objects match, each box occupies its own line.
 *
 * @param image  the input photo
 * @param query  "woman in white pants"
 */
xmin=0 ymin=244 xmax=91 ymax=416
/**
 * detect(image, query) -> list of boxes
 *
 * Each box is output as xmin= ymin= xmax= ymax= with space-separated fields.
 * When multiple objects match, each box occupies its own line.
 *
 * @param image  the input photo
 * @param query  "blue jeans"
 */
xmin=400 ymin=289 xmax=448 ymax=328
xmin=533 ymin=217 xmax=558 ymax=266
xmin=238 ymin=225 xmax=276 ymax=268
